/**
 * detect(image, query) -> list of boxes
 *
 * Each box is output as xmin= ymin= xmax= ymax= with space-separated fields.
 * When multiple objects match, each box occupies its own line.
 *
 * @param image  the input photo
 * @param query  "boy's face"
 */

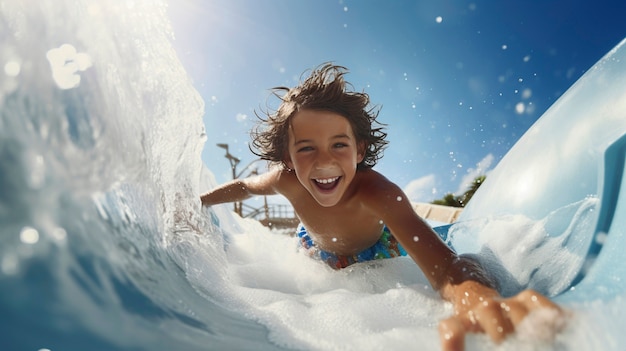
xmin=285 ymin=109 xmax=365 ymax=207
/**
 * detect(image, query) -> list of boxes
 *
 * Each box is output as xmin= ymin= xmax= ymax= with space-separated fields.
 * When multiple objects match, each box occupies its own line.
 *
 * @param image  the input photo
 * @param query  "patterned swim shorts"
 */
xmin=296 ymin=224 xmax=407 ymax=269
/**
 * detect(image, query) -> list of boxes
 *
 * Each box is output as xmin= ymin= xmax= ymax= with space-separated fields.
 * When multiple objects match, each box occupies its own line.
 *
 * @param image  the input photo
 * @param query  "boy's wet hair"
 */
xmin=251 ymin=63 xmax=388 ymax=170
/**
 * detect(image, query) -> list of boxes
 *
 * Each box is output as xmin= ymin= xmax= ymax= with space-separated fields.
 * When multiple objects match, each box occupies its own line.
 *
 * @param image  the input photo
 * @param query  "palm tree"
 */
xmin=432 ymin=193 xmax=462 ymax=207
xmin=431 ymin=175 xmax=486 ymax=208
xmin=459 ymin=175 xmax=486 ymax=206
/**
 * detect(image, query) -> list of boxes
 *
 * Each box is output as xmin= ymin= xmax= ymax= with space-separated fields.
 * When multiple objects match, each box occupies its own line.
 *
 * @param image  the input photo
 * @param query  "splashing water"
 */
xmin=2 ymin=1 xmax=626 ymax=351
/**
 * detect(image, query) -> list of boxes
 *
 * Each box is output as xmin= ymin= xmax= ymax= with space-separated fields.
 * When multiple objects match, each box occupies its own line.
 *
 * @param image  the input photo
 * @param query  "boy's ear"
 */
xmin=283 ymin=153 xmax=294 ymax=170
xmin=357 ymin=141 xmax=366 ymax=163
xmin=285 ymin=159 xmax=294 ymax=170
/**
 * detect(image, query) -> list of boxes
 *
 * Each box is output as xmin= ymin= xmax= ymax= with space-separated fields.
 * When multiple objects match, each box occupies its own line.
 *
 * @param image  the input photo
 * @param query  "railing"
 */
xmin=266 ymin=204 xmax=296 ymax=219
xmin=239 ymin=202 xmax=463 ymax=230
xmin=241 ymin=202 xmax=299 ymax=229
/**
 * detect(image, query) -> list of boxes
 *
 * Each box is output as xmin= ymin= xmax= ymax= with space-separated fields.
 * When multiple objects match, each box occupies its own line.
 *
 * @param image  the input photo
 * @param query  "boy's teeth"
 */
xmin=316 ymin=177 xmax=338 ymax=184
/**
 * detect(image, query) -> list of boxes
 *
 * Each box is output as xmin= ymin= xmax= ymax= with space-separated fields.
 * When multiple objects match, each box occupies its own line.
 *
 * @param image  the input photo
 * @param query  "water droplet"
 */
xmin=26 ymin=153 xmax=45 ymax=189
xmin=46 ymin=44 xmax=92 ymax=90
xmin=4 ymin=61 xmax=21 ymax=77
xmin=52 ymin=227 xmax=67 ymax=241
xmin=20 ymin=226 xmax=39 ymax=244
xmin=413 ymin=236 xmax=419 ymax=242
xmin=1 ymin=253 xmax=18 ymax=275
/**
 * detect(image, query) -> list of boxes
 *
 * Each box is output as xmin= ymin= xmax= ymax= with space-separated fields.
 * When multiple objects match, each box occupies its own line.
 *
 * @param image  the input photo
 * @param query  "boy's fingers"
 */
xmin=499 ymin=300 xmax=528 ymax=326
xmin=473 ymin=301 xmax=515 ymax=343
xmin=439 ymin=316 xmax=466 ymax=351
xmin=515 ymin=289 xmax=561 ymax=311
xmin=439 ymin=289 xmax=564 ymax=351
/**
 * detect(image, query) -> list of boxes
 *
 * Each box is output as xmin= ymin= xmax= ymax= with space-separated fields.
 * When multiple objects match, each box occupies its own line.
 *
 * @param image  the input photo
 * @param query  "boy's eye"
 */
xmin=297 ymin=146 xmax=314 ymax=152
xmin=334 ymin=143 xmax=348 ymax=148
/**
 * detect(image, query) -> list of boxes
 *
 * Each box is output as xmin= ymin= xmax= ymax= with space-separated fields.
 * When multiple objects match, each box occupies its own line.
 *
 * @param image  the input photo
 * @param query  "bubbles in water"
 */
xmin=52 ymin=227 xmax=67 ymax=242
xmin=46 ymin=44 xmax=92 ymax=89
xmin=4 ymin=61 xmax=20 ymax=77
xmin=25 ymin=153 xmax=45 ymax=189
xmin=516 ymin=308 xmax=566 ymax=342
xmin=19 ymin=226 xmax=39 ymax=244
xmin=1 ymin=254 xmax=18 ymax=275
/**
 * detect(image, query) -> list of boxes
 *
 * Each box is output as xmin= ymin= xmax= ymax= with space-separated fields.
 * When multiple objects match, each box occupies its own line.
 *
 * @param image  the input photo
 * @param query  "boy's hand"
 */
xmin=438 ymin=280 xmax=564 ymax=351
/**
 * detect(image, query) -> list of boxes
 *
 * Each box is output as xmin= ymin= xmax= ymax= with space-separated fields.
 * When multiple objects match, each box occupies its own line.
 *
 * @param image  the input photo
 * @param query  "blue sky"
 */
xmin=168 ymin=0 xmax=626 ymax=205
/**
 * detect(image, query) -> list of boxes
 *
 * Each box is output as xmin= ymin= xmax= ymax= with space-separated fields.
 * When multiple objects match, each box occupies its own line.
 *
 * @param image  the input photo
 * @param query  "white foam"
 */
xmin=212 ymin=217 xmax=448 ymax=350
xmin=449 ymin=197 xmax=598 ymax=297
xmin=516 ymin=307 xmax=567 ymax=342
xmin=201 ymin=197 xmax=605 ymax=350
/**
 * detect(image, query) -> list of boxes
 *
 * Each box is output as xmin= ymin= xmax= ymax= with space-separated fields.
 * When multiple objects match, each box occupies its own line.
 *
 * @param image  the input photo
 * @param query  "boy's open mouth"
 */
xmin=313 ymin=176 xmax=341 ymax=191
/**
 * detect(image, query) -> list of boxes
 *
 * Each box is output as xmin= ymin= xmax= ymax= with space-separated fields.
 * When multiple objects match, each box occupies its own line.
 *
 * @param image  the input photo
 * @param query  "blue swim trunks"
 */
xmin=296 ymin=224 xmax=408 ymax=269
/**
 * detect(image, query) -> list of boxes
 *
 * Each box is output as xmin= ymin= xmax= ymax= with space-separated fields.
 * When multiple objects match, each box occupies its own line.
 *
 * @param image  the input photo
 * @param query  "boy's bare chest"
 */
xmin=292 ymin=201 xmax=385 ymax=255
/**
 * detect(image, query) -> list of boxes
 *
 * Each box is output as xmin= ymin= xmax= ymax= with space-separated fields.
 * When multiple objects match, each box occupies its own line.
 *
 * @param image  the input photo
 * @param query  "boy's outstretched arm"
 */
xmin=364 ymin=178 xmax=563 ymax=351
xmin=200 ymin=168 xmax=281 ymax=207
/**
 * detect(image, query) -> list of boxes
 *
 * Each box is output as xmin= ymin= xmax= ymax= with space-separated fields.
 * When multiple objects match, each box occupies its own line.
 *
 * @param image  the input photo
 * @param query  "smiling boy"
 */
xmin=200 ymin=63 xmax=562 ymax=350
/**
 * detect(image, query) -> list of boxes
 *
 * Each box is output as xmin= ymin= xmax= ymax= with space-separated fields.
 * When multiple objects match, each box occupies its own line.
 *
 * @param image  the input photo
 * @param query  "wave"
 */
xmin=0 ymin=1 xmax=264 ymax=350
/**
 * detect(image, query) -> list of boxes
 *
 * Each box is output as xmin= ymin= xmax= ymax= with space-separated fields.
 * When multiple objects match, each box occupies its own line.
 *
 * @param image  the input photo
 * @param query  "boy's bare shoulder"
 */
xmin=356 ymin=169 xmax=400 ymax=193
xmin=271 ymin=167 xmax=303 ymax=194
xmin=353 ymin=169 xmax=405 ymax=205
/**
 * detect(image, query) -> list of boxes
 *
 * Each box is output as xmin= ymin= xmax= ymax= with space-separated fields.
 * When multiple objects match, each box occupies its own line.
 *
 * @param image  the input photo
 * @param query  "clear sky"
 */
xmin=168 ymin=0 xmax=626 ymax=206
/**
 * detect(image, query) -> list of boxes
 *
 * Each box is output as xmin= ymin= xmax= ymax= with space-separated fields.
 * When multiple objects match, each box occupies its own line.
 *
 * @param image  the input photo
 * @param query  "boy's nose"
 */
xmin=314 ymin=151 xmax=334 ymax=169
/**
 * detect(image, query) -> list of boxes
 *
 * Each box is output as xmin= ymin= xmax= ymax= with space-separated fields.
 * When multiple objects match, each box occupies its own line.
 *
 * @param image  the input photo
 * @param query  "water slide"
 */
xmin=2 ymin=1 xmax=626 ymax=350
